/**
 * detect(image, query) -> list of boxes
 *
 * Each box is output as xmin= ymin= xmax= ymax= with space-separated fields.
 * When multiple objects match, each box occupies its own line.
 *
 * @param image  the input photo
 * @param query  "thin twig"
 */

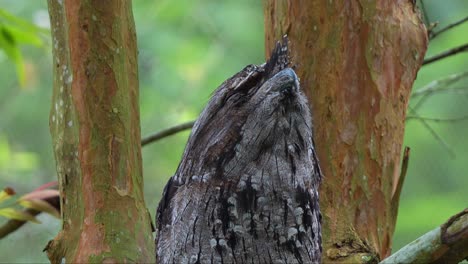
xmin=406 ymin=115 xmax=468 ymax=123
xmin=423 ymin=43 xmax=468 ymax=65
xmin=391 ymin=147 xmax=410 ymax=224
xmin=411 ymin=71 xmax=468 ymax=98
xmin=141 ymin=121 xmax=195 ymax=146
xmin=429 ymin=16 xmax=468 ymax=40
xmin=419 ymin=0 xmax=430 ymax=27
xmin=412 ymin=86 xmax=468 ymax=98
xmin=407 ymin=106 xmax=455 ymax=158
xmin=411 ymin=73 xmax=468 ymax=123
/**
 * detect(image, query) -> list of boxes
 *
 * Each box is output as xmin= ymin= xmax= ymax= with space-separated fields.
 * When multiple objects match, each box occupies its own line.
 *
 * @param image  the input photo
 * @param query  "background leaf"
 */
xmin=0 ymin=187 xmax=15 ymax=203
xmin=17 ymin=199 xmax=59 ymax=219
xmin=0 ymin=26 xmax=25 ymax=87
xmin=0 ymin=8 xmax=48 ymax=87
xmin=19 ymin=189 xmax=59 ymax=201
xmin=0 ymin=207 xmax=40 ymax=223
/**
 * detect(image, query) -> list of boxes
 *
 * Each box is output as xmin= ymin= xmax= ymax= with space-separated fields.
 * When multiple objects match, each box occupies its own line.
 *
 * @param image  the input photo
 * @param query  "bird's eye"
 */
xmin=279 ymin=84 xmax=293 ymax=96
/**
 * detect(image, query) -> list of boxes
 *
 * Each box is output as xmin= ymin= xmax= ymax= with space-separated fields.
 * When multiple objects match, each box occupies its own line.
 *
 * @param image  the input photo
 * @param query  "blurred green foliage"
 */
xmin=0 ymin=8 xmax=48 ymax=87
xmin=0 ymin=0 xmax=466 ymax=262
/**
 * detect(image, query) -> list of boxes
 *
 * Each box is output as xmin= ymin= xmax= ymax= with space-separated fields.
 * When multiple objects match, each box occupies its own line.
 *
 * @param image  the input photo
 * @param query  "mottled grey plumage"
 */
xmin=156 ymin=37 xmax=322 ymax=264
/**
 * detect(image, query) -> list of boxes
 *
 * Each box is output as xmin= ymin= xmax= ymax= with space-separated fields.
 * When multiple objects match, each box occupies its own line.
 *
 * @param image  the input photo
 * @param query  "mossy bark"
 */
xmin=264 ymin=1 xmax=428 ymax=263
xmin=46 ymin=0 xmax=154 ymax=262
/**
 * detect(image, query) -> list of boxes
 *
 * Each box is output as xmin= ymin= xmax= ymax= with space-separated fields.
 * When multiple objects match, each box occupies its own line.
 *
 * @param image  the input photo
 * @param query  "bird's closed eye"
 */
xmin=281 ymin=84 xmax=294 ymax=91
xmin=275 ymin=84 xmax=295 ymax=97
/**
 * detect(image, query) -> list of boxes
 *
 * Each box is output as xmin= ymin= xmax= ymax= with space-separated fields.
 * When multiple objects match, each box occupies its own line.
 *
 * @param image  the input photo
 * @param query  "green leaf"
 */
xmin=0 ymin=8 xmax=49 ymax=87
xmin=0 ymin=207 xmax=40 ymax=223
xmin=18 ymin=199 xmax=60 ymax=219
xmin=0 ymin=26 xmax=25 ymax=87
xmin=0 ymin=187 xmax=15 ymax=203
xmin=0 ymin=8 xmax=49 ymax=35
xmin=5 ymin=25 xmax=43 ymax=47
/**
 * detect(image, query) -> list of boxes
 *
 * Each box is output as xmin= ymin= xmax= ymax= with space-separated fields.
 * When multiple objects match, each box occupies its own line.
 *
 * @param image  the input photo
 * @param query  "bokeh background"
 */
xmin=0 ymin=0 xmax=466 ymax=262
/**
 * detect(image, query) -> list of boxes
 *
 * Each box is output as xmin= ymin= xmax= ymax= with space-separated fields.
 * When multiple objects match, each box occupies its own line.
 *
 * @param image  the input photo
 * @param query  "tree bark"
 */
xmin=46 ymin=0 xmax=154 ymax=263
xmin=264 ymin=1 xmax=428 ymax=262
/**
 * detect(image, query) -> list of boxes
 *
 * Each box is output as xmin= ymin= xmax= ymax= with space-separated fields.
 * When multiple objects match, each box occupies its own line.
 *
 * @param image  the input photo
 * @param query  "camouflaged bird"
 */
xmin=156 ymin=37 xmax=322 ymax=264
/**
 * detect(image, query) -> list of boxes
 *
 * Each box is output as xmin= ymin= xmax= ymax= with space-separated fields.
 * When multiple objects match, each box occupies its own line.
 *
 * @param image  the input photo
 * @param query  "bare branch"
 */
xmin=141 ymin=121 xmax=195 ymax=146
xmin=410 ymin=73 xmax=468 ymax=136
xmin=380 ymin=208 xmax=468 ymax=264
xmin=411 ymin=71 xmax=468 ymax=98
xmin=429 ymin=16 xmax=468 ymax=40
xmin=423 ymin=43 xmax=468 ymax=65
xmin=418 ymin=0 xmax=431 ymax=27
xmin=391 ymin=147 xmax=410 ymax=225
xmin=407 ymin=106 xmax=455 ymax=158
xmin=412 ymin=86 xmax=468 ymax=98
xmin=406 ymin=115 xmax=468 ymax=123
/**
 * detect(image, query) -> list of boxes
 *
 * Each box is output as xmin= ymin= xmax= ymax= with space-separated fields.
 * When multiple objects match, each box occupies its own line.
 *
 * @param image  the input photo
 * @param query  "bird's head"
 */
xmin=175 ymin=37 xmax=313 ymax=181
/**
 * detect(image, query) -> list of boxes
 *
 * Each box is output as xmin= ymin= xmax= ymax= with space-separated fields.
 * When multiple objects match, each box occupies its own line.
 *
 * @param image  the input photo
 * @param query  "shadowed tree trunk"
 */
xmin=45 ymin=0 xmax=154 ymax=263
xmin=264 ymin=1 xmax=428 ymax=263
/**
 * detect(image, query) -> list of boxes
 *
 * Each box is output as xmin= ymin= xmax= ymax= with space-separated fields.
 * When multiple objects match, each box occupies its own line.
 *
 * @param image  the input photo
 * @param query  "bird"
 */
xmin=156 ymin=36 xmax=322 ymax=264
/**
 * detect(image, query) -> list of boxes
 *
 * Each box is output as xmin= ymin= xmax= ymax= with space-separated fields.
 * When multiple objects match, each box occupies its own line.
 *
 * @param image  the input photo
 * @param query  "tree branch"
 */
xmin=411 ymin=71 xmax=468 ymax=98
xmin=407 ymin=106 xmax=455 ymax=158
xmin=406 ymin=72 xmax=468 ymax=159
xmin=418 ymin=0 xmax=431 ymax=28
xmin=423 ymin=43 xmax=468 ymax=65
xmin=411 ymin=86 xmax=468 ymax=97
xmin=429 ymin=16 xmax=468 ymax=40
xmin=391 ymin=147 xmax=410 ymax=225
xmin=406 ymin=115 xmax=468 ymax=123
xmin=141 ymin=121 xmax=195 ymax=146
xmin=380 ymin=208 xmax=468 ymax=264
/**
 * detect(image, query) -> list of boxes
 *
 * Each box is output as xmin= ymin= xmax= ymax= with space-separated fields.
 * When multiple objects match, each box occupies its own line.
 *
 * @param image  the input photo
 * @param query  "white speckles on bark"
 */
xmin=65 ymin=74 xmax=73 ymax=84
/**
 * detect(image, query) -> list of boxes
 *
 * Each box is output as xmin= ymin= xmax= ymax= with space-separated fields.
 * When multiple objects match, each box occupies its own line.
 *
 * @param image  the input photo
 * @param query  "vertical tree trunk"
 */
xmin=46 ymin=1 xmax=154 ymax=263
xmin=264 ymin=1 xmax=428 ymax=262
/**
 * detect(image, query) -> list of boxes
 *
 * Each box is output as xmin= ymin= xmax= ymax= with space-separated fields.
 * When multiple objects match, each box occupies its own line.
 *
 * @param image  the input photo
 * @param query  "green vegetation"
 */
xmin=0 ymin=0 xmax=466 ymax=262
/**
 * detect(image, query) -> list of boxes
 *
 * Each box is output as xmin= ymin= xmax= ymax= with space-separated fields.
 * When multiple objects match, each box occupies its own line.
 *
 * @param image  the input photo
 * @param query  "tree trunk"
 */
xmin=45 ymin=0 xmax=154 ymax=263
xmin=264 ymin=1 xmax=428 ymax=263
